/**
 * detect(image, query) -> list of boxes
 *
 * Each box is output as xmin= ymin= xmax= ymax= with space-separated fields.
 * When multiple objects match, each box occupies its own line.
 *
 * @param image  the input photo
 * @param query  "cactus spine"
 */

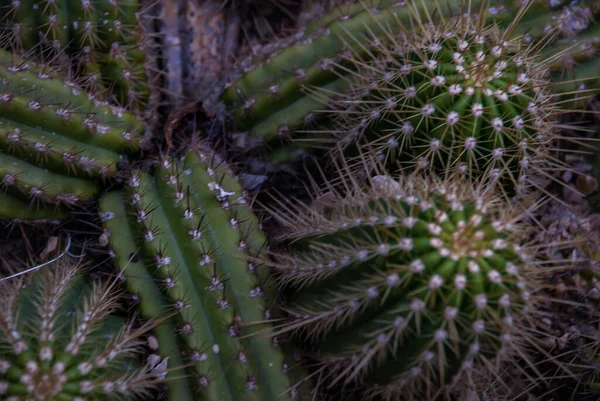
xmin=255 ymin=161 xmax=545 ymax=401
xmin=99 ymin=145 xmax=313 ymax=401
xmin=0 ymin=253 xmax=169 ymax=401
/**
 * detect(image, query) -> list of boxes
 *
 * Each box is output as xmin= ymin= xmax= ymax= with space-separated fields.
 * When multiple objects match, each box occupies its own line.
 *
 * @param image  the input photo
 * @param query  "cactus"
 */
xmin=0 ymin=49 xmax=145 ymax=211
xmin=0 ymin=252 xmax=169 ymax=401
xmin=253 ymin=159 xmax=547 ymax=401
xmin=324 ymin=11 xmax=569 ymax=192
xmin=98 ymin=144 xmax=313 ymax=401
xmin=0 ymin=0 xmax=156 ymax=111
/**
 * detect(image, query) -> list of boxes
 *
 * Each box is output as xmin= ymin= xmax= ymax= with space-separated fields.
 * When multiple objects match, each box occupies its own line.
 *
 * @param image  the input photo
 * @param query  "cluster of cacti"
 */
xmin=98 ymin=145 xmax=313 ymax=401
xmin=252 ymin=163 xmax=544 ymax=400
xmin=0 ymin=48 xmax=145 ymax=219
xmin=0 ymin=1 xmax=599 ymax=401
xmin=0 ymin=253 xmax=169 ymax=401
xmin=0 ymin=0 xmax=156 ymax=111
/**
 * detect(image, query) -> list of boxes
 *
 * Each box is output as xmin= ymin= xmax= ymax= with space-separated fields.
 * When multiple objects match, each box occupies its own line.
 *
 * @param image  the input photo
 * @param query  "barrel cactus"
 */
xmin=326 ymin=12 xmax=563 ymax=192
xmin=254 ymin=163 xmax=546 ymax=400
xmin=0 ymin=253 xmax=169 ymax=401
xmin=99 ymin=144 xmax=314 ymax=401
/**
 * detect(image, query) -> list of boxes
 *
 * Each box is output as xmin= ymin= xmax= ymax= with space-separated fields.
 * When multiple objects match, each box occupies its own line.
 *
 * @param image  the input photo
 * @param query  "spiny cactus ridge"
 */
xmin=0 ymin=254 xmax=169 ymax=401
xmin=99 ymin=145 xmax=313 ymax=401
xmin=254 ymin=160 xmax=550 ymax=401
xmin=0 ymin=49 xmax=145 ymax=212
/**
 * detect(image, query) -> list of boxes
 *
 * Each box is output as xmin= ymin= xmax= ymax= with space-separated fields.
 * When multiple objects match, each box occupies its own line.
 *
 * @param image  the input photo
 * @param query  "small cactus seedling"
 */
xmin=0 ymin=0 xmax=157 ymax=112
xmin=0 ymin=253 xmax=170 ymax=401
xmin=255 ymin=159 xmax=550 ymax=401
xmin=0 ymin=49 xmax=145 ymax=209
xmin=99 ymin=144 xmax=313 ymax=401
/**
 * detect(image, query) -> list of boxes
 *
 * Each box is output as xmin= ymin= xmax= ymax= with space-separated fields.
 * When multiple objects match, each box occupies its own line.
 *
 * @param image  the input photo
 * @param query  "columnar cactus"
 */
xmin=99 ymin=145 xmax=313 ymax=401
xmin=255 ymin=164 xmax=545 ymax=401
xmin=0 ymin=49 xmax=145 ymax=211
xmin=0 ymin=0 xmax=156 ymax=111
xmin=0 ymin=254 xmax=169 ymax=401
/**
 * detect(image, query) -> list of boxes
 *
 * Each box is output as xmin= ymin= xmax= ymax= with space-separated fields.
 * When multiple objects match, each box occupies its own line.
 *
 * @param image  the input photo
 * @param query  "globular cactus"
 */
xmin=0 ymin=49 xmax=145 ymax=211
xmin=0 ymin=0 xmax=157 ymax=111
xmin=325 ymin=11 xmax=567 ymax=192
xmin=98 ymin=144 xmax=313 ymax=401
xmin=0 ymin=253 xmax=169 ymax=401
xmin=254 ymin=161 xmax=547 ymax=401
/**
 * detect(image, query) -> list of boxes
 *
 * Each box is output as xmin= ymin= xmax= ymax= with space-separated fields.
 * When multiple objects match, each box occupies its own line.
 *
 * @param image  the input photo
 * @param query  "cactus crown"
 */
xmin=0 ymin=254 xmax=168 ymax=401
xmin=256 ymin=156 xmax=545 ymax=400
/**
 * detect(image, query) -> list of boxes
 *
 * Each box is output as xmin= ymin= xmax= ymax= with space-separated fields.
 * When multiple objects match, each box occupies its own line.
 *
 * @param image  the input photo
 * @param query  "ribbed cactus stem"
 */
xmin=100 ymin=190 xmax=197 ymax=401
xmin=0 ymin=49 xmax=145 ymax=210
xmin=0 ymin=0 xmax=154 ymax=110
xmin=99 ymin=146 xmax=313 ymax=401
xmin=0 ymin=192 xmax=65 ymax=221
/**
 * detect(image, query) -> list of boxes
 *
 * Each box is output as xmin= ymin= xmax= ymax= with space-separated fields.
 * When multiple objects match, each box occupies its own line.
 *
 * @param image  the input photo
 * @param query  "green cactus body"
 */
xmin=0 ymin=50 xmax=145 ymax=207
xmin=0 ymin=255 xmax=168 ymax=401
xmin=99 ymin=147 xmax=313 ymax=401
xmin=0 ymin=0 xmax=153 ymax=110
xmin=258 ymin=171 xmax=537 ymax=401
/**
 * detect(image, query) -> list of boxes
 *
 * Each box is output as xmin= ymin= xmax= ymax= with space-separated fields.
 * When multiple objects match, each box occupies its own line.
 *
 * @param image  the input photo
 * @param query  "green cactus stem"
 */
xmin=254 ymin=162 xmax=550 ymax=401
xmin=0 ymin=49 xmax=146 ymax=208
xmin=99 ymin=145 xmax=313 ymax=401
xmin=0 ymin=254 xmax=169 ymax=401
